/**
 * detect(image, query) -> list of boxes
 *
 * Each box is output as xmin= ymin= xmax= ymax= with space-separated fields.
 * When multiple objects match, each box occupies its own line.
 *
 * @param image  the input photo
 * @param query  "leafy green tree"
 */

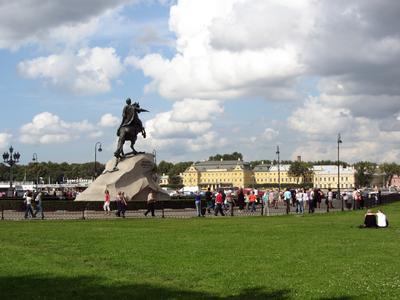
xmin=209 ymin=152 xmax=243 ymax=161
xmin=379 ymin=162 xmax=400 ymax=186
xmin=157 ymin=160 xmax=174 ymax=175
xmin=354 ymin=161 xmax=377 ymax=187
xmin=288 ymin=161 xmax=313 ymax=184
xmin=168 ymin=162 xmax=193 ymax=178
xmin=311 ymin=160 xmax=349 ymax=167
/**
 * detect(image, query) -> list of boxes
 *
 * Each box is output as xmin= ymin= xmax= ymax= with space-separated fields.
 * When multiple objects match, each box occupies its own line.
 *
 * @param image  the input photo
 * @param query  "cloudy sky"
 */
xmin=1 ymin=0 xmax=400 ymax=164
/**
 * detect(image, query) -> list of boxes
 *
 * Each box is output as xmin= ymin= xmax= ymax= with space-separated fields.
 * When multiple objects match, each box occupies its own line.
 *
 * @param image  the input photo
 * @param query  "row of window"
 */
xmin=315 ymin=183 xmax=353 ymax=189
xmin=315 ymin=177 xmax=349 ymax=182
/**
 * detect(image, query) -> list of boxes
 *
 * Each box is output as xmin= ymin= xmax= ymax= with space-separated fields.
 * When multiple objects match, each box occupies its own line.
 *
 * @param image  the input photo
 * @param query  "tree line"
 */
xmin=1 ymin=152 xmax=399 ymax=188
xmin=0 ymin=162 xmax=105 ymax=183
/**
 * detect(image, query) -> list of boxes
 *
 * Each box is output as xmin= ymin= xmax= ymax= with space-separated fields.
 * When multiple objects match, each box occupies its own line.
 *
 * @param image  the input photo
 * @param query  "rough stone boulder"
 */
xmin=75 ymin=153 xmax=169 ymax=201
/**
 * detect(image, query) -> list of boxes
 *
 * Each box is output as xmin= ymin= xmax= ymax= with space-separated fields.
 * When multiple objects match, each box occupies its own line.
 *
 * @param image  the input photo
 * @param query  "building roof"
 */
xmin=312 ymin=165 xmax=355 ymax=175
xmin=253 ymin=164 xmax=271 ymax=172
xmin=269 ymin=164 xmax=291 ymax=172
xmin=191 ymin=160 xmax=252 ymax=171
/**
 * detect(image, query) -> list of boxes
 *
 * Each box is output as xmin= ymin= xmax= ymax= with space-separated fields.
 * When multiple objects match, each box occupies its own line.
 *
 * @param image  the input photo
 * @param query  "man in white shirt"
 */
xmin=284 ymin=189 xmax=292 ymax=214
xmin=376 ymin=210 xmax=388 ymax=228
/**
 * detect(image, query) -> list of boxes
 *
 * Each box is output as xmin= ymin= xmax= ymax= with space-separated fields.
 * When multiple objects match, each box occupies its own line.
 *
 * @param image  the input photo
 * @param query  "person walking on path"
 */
xmin=24 ymin=190 xmax=34 ymax=219
xmin=103 ymin=189 xmax=111 ymax=215
xmin=120 ymin=192 xmax=128 ymax=217
xmin=296 ymin=189 xmax=304 ymax=214
xmin=327 ymin=188 xmax=334 ymax=211
xmin=308 ymin=188 xmax=315 ymax=213
xmin=33 ymin=191 xmax=44 ymax=219
xmin=314 ymin=188 xmax=322 ymax=209
xmin=262 ymin=190 xmax=270 ymax=216
xmin=245 ymin=192 xmax=250 ymax=211
xmin=194 ymin=191 xmax=201 ymax=217
xmin=284 ymin=189 xmax=292 ymax=214
xmin=214 ymin=190 xmax=225 ymax=216
xmin=144 ymin=190 xmax=157 ymax=217
xmin=205 ymin=187 xmax=214 ymax=214
xmin=116 ymin=191 xmax=126 ymax=217
xmin=224 ymin=192 xmax=235 ymax=215
xmin=237 ymin=188 xmax=245 ymax=211
xmin=249 ymin=191 xmax=257 ymax=213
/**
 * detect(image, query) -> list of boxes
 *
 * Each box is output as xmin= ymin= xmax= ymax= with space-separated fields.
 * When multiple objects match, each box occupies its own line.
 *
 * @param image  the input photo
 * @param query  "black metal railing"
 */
xmin=0 ymin=194 xmax=398 ymax=221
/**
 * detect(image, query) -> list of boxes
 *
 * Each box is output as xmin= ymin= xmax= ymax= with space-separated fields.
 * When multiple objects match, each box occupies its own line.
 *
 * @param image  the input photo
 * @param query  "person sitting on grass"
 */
xmin=362 ymin=209 xmax=377 ymax=228
xmin=376 ymin=209 xmax=389 ymax=228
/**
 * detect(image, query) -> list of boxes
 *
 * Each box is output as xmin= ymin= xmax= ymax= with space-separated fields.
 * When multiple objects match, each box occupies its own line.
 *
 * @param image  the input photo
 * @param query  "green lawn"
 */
xmin=0 ymin=203 xmax=399 ymax=299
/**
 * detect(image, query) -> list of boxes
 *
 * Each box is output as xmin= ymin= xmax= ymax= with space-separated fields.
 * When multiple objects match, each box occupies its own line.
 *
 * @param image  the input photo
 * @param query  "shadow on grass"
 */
xmin=0 ymin=275 xmax=292 ymax=300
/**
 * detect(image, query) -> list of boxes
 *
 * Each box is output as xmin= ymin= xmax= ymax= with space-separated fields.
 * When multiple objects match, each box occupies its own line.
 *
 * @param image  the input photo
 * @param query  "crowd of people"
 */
xmin=195 ymin=187 xmax=344 ymax=217
xmin=18 ymin=186 xmax=389 ymax=224
xmin=104 ymin=189 xmax=157 ymax=218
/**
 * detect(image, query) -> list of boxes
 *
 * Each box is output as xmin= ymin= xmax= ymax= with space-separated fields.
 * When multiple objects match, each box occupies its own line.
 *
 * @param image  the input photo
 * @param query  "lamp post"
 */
xmin=337 ymin=133 xmax=343 ymax=211
xmin=94 ymin=142 xmax=102 ymax=178
xmin=2 ymin=146 xmax=21 ymax=195
xmin=276 ymin=145 xmax=281 ymax=195
xmin=32 ymin=153 xmax=38 ymax=191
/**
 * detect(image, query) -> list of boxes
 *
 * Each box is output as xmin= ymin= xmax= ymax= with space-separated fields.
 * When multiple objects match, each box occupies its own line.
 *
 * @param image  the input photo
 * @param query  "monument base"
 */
xmin=75 ymin=153 xmax=169 ymax=202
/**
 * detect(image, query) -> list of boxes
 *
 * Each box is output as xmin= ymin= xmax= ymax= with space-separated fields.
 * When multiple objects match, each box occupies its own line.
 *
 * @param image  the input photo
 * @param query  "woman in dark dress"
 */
xmin=237 ymin=188 xmax=245 ymax=210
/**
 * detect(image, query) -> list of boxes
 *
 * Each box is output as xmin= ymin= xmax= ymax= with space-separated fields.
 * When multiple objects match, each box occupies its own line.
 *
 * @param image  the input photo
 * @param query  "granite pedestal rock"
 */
xmin=75 ymin=153 xmax=169 ymax=201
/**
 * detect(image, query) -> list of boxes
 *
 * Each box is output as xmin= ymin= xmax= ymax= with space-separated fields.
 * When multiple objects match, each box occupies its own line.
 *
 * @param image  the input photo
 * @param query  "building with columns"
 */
xmin=182 ymin=159 xmax=254 ymax=190
xmin=182 ymin=160 xmax=356 ymax=190
xmin=312 ymin=165 xmax=355 ymax=189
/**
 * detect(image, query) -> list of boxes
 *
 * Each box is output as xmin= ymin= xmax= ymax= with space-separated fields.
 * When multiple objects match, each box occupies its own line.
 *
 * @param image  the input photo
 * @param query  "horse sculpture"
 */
xmin=113 ymin=99 xmax=148 ymax=168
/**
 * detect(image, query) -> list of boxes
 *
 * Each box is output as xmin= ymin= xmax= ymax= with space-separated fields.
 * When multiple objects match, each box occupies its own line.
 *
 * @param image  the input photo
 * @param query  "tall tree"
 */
xmin=157 ymin=160 xmax=174 ymax=175
xmin=288 ymin=161 xmax=313 ymax=184
xmin=354 ymin=161 xmax=377 ymax=187
xmin=379 ymin=162 xmax=400 ymax=186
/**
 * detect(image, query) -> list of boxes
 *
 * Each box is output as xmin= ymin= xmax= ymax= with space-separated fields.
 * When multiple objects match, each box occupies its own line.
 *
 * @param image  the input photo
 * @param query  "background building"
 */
xmin=158 ymin=173 xmax=170 ymax=186
xmin=183 ymin=160 xmax=356 ymax=191
xmin=254 ymin=164 xmax=303 ymax=185
xmin=312 ymin=165 xmax=355 ymax=189
xmin=182 ymin=159 xmax=254 ymax=190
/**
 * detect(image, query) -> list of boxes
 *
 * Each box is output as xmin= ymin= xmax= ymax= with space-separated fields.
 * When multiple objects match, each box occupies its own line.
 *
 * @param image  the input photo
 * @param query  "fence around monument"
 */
xmin=0 ymin=193 xmax=398 ymax=221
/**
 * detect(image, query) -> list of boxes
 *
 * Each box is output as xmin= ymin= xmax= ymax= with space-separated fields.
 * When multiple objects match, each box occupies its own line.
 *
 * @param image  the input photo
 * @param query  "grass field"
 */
xmin=0 ymin=203 xmax=399 ymax=300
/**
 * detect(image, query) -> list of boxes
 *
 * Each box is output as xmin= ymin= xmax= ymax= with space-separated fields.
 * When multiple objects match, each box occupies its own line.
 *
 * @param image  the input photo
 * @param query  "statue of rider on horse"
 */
xmin=114 ymin=98 xmax=148 ymax=160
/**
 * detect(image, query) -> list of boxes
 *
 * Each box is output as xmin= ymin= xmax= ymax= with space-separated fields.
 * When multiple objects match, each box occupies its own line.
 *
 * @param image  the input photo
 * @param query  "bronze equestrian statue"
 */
xmin=114 ymin=98 xmax=148 ymax=160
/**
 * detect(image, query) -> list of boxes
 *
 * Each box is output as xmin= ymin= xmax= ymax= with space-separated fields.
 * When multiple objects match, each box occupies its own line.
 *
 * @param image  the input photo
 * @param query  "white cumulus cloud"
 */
xmin=19 ymin=112 xmax=101 ymax=144
xmin=0 ymin=133 xmax=12 ymax=149
xmin=18 ymin=47 xmax=124 ymax=95
xmin=127 ymin=0 xmax=313 ymax=101
xmin=99 ymin=113 xmax=120 ymax=127
xmin=136 ymin=99 xmax=226 ymax=156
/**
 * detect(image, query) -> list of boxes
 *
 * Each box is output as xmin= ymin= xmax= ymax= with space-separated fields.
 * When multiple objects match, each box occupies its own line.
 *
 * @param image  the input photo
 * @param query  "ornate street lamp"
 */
xmin=2 ymin=146 xmax=21 ymax=194
xmin=94 ymin=142 xmax=102 ymax=178
xmin=276 ymin=145 xmax=281 ymax=195
xmin=32 ymin=153 xmax=39 ymax=190
xmin=337 ymin=133 xmax=343 ymax=211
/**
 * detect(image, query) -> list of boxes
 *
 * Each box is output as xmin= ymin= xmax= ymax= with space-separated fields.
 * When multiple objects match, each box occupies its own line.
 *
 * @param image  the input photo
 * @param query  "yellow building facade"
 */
xmin=183 ymin=161 xmax=355 ymax=190
xmin=182 ymin=160 xmax=254 ymax=190
xmin=254 ymin=164 xmax=304 ymax=185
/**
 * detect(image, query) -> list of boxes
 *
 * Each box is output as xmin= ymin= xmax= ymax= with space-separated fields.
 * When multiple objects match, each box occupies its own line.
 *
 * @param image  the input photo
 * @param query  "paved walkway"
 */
xmin=2 ymin=200 xmax=350 ymax=221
